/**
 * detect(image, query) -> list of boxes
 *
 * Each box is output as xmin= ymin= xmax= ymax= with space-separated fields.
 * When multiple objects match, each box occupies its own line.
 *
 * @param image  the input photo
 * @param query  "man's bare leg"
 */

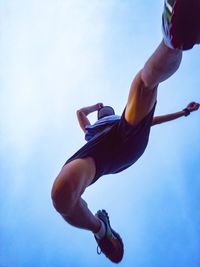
xmin=142 ymin=39 xmax=183 ymax=88
xmin=51 ymin=158 xmax=101 ymax=233
xmin=125 ymin=40 xmax=182 ymax=125
xmin=52 ymin=157 xmax=124 ymax=263
xmin=62 ymin=198 xmax=100 ymax=231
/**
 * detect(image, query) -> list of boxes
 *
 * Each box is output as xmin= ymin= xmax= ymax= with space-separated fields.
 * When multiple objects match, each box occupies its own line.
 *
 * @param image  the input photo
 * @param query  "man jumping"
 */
xmin=51 ymin=0 xmax=200 ymax=263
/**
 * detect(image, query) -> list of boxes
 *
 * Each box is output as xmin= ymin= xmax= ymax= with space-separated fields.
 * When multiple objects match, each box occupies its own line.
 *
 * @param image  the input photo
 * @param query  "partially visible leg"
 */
xmin=51 ymin=158 xmax=124 ymax=263
xmin=141 ymin=39 xmax=182 ymax=88
xmin=125 ymin=40 xmax=182 ymax=125
xmin=62 ymin=197 xmax=100 ymax=232
xmin=51 ymin=157 xmax=101 ymax=233
xmin=126 ymin=0 xmax=200 ymax=125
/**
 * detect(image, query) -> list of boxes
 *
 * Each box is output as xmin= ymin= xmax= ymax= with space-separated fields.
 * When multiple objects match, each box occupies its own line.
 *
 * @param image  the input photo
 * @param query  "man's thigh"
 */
xmin=53 ymin=157 xmax=96 ymax=197
xmin=125 ymin=71 xmax=158 ymax=126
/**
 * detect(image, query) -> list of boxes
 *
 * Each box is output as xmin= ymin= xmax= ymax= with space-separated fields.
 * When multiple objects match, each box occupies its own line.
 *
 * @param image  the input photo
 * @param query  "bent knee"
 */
xmin=51 ymin=175 xmax=79 ymax=215
xmin=51 ymin=159 xmax=95 ymax=214
xmin=140 ymin=66 xmax=159 ymax=89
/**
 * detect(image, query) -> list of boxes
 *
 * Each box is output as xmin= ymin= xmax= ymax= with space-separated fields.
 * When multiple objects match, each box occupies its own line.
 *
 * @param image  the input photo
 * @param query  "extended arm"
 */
xmin=152 ymin=102 xmax=200 ymax=126
xmin=77 ymin=103 xmax=103 ymax=133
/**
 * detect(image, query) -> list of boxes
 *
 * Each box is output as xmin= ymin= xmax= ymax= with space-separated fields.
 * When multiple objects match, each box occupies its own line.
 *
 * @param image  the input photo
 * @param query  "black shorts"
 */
xmin=64 ymin=104 xmax=156 ymax=184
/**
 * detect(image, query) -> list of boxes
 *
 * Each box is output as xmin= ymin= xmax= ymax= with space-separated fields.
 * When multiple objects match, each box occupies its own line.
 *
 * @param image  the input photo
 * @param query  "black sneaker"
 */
xmin=94 ymin=209 xmax=124 ymax=263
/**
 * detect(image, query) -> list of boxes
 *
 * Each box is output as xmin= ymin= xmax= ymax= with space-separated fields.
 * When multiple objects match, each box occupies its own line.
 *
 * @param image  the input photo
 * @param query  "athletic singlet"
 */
xmin=64 ymin=103 xmax=156 ymax=184
xmin=85 ymin=115 xmax=121 ymax=141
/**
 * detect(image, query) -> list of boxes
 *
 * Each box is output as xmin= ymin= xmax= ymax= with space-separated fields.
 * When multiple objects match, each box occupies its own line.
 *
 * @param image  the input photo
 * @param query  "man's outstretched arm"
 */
xmin=77 ymin=103 xmax=103 ymax=133
xmin=152 ymin=102 xmax=200 ymax=126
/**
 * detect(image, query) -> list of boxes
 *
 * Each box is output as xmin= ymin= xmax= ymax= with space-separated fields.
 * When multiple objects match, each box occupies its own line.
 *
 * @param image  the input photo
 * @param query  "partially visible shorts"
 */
xmin=64 ymin=103 xmax=156 ymax=185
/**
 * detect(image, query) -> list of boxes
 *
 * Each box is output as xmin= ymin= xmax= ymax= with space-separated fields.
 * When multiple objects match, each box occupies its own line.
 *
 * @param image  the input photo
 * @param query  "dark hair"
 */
xmin=97 ymin=106 xmax=115 ymax=120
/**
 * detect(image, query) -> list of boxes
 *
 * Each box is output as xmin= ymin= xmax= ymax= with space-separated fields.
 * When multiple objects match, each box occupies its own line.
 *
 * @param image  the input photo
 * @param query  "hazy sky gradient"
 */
xmin=0 ymin=1 xmax=200 ymax=267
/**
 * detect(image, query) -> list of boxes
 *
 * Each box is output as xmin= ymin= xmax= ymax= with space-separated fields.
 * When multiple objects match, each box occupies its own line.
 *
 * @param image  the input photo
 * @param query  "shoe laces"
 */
xmin=95 ymin=209 xmax=113 ymax=255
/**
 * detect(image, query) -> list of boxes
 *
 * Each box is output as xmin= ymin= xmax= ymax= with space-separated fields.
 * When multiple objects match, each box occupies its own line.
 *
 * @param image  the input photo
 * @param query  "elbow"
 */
xmin=76 ymin=109 xmax=83 ymax=118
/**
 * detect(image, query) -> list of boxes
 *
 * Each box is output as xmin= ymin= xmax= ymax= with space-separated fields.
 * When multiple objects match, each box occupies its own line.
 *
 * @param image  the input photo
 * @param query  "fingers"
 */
xmin=99 ymin=103 xmax=104 ymax=108
xmin=96 ymin=103 xmax=104 ymax=110
xmin=196 ymin=103 xmax=200 ymax=110
xmin=192 ymin=102 xmax=200 ymax=110
xmin=187 ymin=101 xmax=200 ymax=112
xmin=187 ymin=101 xmax=195 ymax=107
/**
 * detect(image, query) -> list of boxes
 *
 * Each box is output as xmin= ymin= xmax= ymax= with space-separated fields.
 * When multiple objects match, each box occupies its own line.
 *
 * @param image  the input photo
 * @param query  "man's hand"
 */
xmin=77 ymin=103 xmax=104 ymax=133
xmin=95 ymin=103 xmax=104 ymax=111
xmin=185 ymin=101 xmax=200 ymax=113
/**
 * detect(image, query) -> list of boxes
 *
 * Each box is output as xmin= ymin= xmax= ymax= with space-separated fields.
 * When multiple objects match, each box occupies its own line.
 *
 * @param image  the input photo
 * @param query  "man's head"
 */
xmin=97 ymin=106 xmax=115 ymax=120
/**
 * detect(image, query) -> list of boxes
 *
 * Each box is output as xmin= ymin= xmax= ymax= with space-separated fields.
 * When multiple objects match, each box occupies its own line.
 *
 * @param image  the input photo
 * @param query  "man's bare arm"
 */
xmin=77 ymin=103 xmax=103 ymax=133
xmin=152 ymin=101 xmax=200 ymax=126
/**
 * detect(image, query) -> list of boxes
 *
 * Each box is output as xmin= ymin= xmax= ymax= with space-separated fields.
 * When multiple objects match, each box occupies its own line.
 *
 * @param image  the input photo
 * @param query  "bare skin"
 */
xmin=51 ymin=39 xmax=199 ymax=234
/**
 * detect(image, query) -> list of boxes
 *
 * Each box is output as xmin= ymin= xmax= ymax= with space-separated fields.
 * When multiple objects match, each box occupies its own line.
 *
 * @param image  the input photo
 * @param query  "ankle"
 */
xmin=94 ymin=219 xmax=106 ymax=239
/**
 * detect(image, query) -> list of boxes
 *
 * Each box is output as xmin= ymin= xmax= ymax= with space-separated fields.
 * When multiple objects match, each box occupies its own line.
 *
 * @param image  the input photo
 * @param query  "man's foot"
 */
xmin=162 ymin=0 xmax=200 ymax=50
xmin=94 ymin=209 xmax=124 ymax=263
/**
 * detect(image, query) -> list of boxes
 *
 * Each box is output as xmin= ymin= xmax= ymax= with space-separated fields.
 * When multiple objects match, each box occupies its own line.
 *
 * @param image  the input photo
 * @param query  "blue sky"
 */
xmin=0 ymin=1 xmax=200 ymax=267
